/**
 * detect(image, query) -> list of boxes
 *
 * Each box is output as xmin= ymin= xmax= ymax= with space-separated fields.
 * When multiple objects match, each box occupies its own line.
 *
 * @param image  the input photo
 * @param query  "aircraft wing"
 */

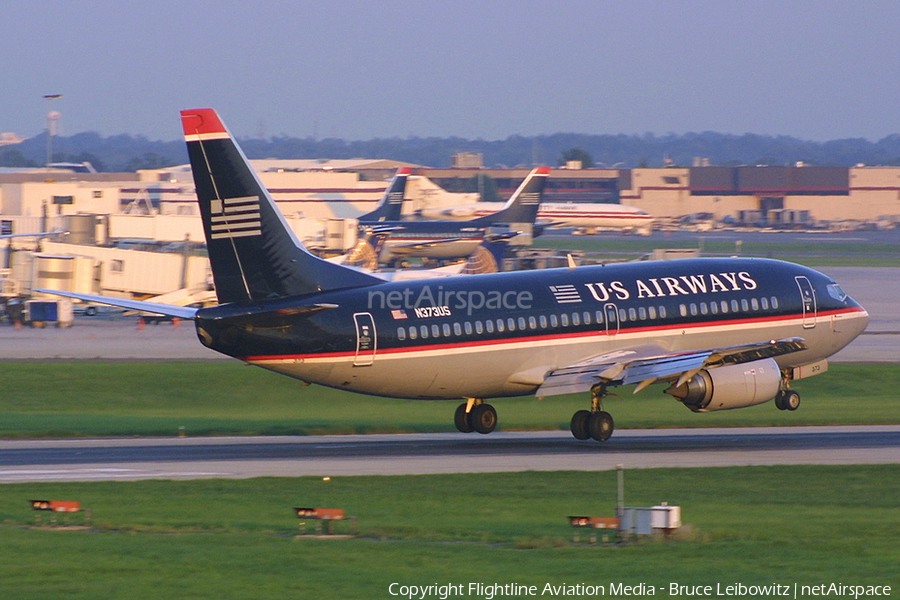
xmin=34 ymin=289 xmax=200 ymax=320
xmin=536 ymin=338 xmax=807 ymax=397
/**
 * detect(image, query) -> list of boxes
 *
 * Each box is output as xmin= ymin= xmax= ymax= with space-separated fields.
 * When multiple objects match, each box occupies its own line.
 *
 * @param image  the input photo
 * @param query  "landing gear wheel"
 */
xmin=570 ymin=410 xmax=592 ymax=440
xmin=783 ymin=390 xmax=801 ymax=411
xmin=775 ymin=390 xmax=801 ymax=411
xmin=587 ymin=411 xmax=614 ymax=442
xmin=470 ymin=403 xmax=497 ymax=434
xmin=454 ymin=403 xmax=474 ymax=433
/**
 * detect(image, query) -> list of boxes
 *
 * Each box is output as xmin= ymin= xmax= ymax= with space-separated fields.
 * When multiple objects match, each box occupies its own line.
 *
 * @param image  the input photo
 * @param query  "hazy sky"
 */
xmin=3 ymin=0 xmax=899 ymax=142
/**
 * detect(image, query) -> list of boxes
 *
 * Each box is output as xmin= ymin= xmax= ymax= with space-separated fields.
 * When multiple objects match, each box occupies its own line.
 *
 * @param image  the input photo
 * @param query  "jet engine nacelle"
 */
xmin=664 ymin=358 xmax=782 ymax=413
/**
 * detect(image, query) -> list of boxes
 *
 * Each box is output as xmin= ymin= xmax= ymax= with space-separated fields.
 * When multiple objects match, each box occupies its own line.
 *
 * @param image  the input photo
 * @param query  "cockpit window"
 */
xmin=826 ymin=283 xmax=847 ymax=302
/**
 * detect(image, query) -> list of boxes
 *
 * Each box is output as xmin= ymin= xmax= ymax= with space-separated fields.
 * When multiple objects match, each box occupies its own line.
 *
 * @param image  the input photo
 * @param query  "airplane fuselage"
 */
xmin=361 ymin=221 xmax=490 ymax=261
xmin=420 ymin=202 xmax=653 ymax=231
xmin=194 ymin=257 xmax=867 ymax=400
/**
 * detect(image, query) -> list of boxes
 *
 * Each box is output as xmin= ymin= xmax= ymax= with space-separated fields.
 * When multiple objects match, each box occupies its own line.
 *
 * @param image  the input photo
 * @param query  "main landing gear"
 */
xmin=455 ymin=398 xmax=498 ymax=434
xmin=570 ymin=383 xmax=615 ymax=442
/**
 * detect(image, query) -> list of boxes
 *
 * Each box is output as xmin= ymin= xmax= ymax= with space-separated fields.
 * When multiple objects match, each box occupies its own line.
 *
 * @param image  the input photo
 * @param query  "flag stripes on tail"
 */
xmin=210 ymin=196 xmax=262 ymax=239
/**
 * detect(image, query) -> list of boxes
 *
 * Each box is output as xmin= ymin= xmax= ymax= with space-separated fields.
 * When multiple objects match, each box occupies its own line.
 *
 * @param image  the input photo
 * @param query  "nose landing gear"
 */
xmin=775 ymin=389 xmax=801 ymax=411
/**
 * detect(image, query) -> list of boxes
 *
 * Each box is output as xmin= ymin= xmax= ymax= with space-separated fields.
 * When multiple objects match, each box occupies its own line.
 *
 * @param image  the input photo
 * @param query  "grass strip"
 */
xmin=0 ymin=362 xmax=897 ymax=438
xmin=0 ymin=466 xmax=897 ymax=599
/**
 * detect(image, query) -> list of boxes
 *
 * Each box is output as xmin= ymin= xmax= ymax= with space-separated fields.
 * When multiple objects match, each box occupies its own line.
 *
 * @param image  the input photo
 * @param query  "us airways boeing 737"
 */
xmin=42 ymin=109 xmax=869 ymax=442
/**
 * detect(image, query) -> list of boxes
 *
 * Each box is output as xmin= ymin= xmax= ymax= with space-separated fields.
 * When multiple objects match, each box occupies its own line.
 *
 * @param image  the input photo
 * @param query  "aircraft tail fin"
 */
xmin=472 ymin=166 xmax=550 ymax=224
xmin=358 ymin=167 xmax=411 ymax=222
xmin=181 ymin=109 xmax=381 ymax=304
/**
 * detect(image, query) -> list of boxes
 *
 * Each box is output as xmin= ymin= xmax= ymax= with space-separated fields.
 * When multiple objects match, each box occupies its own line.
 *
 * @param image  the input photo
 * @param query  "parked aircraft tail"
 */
xmin=181 ymin=109 xmax=381 ymax=303
xmin=358 ymin=167 xmax=411 ymax=222
xmin=471 ymin=166 xmax=550 ymax=225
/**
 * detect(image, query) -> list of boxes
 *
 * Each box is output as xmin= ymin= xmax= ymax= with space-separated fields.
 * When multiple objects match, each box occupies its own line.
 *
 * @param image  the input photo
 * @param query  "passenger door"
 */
xmin=795 ymin=276 xmax=817 ymax=329
xmin=353 ymin=312 xmax=377 ymax=366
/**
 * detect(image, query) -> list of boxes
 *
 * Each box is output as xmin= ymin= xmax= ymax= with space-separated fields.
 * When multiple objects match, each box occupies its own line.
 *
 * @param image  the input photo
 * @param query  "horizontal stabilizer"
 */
xmin=35 ymin=289 xmax=199 ymax=320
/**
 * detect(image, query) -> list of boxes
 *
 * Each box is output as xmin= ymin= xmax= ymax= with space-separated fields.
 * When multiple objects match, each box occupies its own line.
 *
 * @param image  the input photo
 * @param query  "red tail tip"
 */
xmin=181 ymin=109 xmax=227 ymax=136
xmin=535 ymin=166 xmax=552 ymax=175
xmin=397 ymin=167 xmax=412 ymax=175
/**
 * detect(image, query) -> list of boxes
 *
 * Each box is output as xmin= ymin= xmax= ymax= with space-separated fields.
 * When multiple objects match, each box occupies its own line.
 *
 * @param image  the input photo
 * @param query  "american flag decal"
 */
xmin=550 ymin=284 xmax=582 ymax=304
xmin=391 ymin=309 xmax=408 ymax=320
xmin=210 ymin=195 xmax=262 ymax=240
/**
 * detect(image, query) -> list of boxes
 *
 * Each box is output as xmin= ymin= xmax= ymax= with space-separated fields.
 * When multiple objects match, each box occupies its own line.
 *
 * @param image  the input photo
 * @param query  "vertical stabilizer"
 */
xmin=358 ymin=167 xmax=411 ymax=222
xmin=181 ymin=109 xmax=381 ymax=303
xmin=472 ymin=166 xmax=550 ymax=224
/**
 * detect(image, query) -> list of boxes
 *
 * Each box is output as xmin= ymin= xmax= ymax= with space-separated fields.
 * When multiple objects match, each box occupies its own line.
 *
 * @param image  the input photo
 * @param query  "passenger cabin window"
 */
xmin=443 ymin=323 xmax=451 ymax=337
xmin=539 ymin=315 xmax=548 ymax=328
xmin=397 ymin=327 xmax=406 ymax=341
xmin=518 ymin=317 xmax=526 ymax=330
xmin=409 ymin=326 xmax=418 ymax=340
xmin=571 ymin=313 xmax=580 ymax=326
xmin=507 ymin=318 xmax=516 ymax=331
xmin=475 ymin=321 xmax=483 ymax=334
xmin=550 ymin=314 xmax=559 ymax=328
xmin=465 ymin=322 xmax=473 ymax=335
xmin=486 ymin=320 xmax=494 ymax=333
xmin=560 ymin=313 xmax=569 ymax=327
xmin=420 ymin=325 xmax=429 ymax=339
xmin=431 ymin=324 xmax=440 ymax=338
xmin=454 ymin=322 xmax=462 ymax=336
xmin=497 ymin=319 xmax=505 ymax=332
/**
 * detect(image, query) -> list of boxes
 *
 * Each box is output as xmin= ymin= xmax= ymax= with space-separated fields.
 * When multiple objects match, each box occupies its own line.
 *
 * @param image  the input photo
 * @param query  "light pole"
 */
xmin=42 ymin=94 xmax=62 ymax=166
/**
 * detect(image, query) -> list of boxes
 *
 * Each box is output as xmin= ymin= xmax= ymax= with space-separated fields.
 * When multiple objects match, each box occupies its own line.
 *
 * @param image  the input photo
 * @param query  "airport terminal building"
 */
xmin=2 ymin=163 xmax=898 ymax=230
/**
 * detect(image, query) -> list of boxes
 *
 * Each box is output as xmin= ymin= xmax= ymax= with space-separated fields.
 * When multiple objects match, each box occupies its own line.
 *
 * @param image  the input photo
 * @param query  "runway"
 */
xmin=1 ymin=425 xmax=898 ymax=482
